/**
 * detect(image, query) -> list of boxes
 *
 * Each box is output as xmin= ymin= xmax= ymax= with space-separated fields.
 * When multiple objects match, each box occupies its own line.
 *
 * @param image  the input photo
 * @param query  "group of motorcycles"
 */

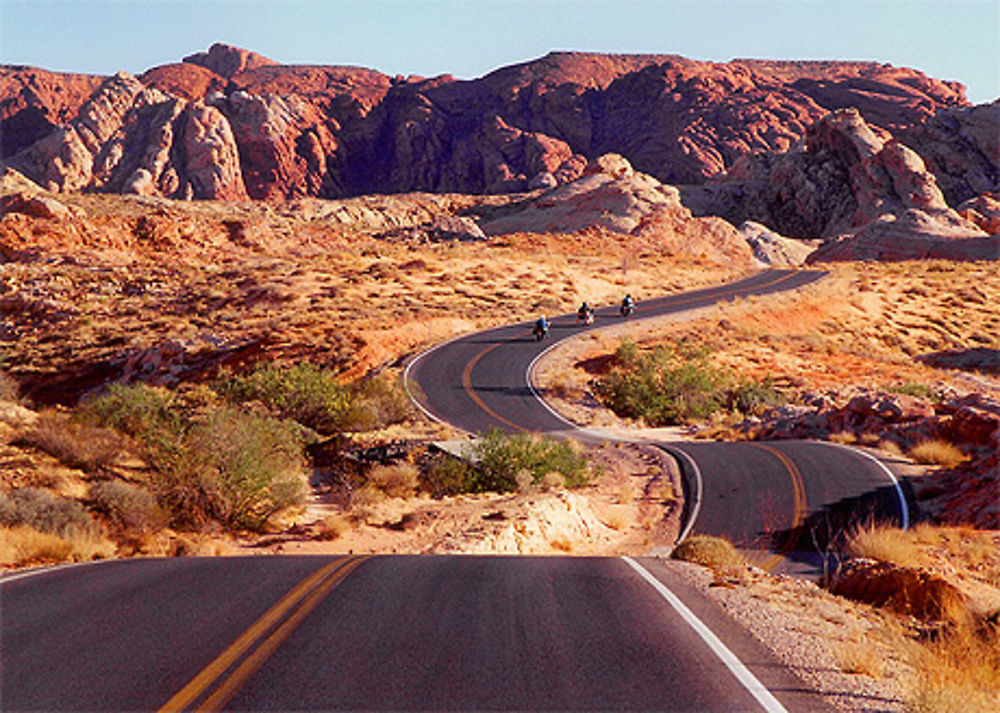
xmin=532 ymin=295 xmax=636 ymax=341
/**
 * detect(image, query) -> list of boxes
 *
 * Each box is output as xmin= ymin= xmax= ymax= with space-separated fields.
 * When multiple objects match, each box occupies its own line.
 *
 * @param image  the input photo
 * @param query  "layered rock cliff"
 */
xmin=1 ymin=43 xmax=974 ymax=201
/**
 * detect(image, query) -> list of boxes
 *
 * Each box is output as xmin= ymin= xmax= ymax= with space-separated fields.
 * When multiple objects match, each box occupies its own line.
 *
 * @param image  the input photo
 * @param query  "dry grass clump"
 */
xmin=908 ymin=439 xmax=968 ymax=468
xmin=910 ymin=623 xmax=1000 ymax=713
xmin=672 ymin=535 xmax=746 ymax=574
xmin=836 ymin=640 xmax=887 ymax=678
xmin=845 ymin=523 xmax=925 ymax=568
xmin=828 ymin=430 xmax=858 ymax=445
xmin=0 ymin=524 xmax=75 ymax=566
xmin=365 ymin=462 xmax=420 ymax=499
xmin=16 ymin=410 xmax=129 ymax=474
xmin=315 ymin=514 xmax=351 ymax=541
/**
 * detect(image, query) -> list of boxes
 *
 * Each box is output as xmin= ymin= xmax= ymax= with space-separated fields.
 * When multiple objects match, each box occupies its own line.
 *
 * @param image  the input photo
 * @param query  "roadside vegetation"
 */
xmin=595 ymin=339 xmax=785 ymax=425
xmin=0 ymin=361 xmax=420 ymax=567
xmin=423 ymin=429 xmax=593 ymax=497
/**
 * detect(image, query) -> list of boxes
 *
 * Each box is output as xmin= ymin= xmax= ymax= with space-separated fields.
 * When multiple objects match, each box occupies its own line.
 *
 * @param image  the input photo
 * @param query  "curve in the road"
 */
xmin=405 ymin=268 xmax=910 ymax=570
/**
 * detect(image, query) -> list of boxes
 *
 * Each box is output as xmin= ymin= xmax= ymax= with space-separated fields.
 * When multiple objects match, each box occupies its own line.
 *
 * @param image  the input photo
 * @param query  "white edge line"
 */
xmin=402 ymin=333 xmax=475 ymax=438
xmin=622 ymin=556 xmax=789 ymax=713
xmin=659 ymin=445 xmax=704 ymax=543
xmin=526 ymin=334 xmax=704 ymax=542
xmin=0 ymin=557 xmax=115 ymax=585
xmin=818 ymin=440 xmax=910 ymax=530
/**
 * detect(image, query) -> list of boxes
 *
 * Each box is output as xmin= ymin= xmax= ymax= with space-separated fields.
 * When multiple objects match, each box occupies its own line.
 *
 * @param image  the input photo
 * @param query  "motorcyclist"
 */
xmin=577 ymin=302 xmax=594 ymax=322
xmin=534 ymin=315 xmax=550 ymax=338
xmin=620 ymin=294 xmax=635 ymax=316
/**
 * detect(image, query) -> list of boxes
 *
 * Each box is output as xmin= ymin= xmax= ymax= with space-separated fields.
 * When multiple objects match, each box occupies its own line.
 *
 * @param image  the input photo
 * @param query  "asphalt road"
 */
xmin=3 ymin=269 xmax=896 ymax=711
xmin=2 ymin=555 xmax=833 ymax=711
xmin=406 ymin=267 xmax=910 ymax=568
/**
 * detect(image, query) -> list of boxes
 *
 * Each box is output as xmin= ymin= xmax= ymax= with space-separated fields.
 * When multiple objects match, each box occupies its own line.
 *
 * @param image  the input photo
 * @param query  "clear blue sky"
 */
xmin=2 ymin=0 xmax=998 ymax=103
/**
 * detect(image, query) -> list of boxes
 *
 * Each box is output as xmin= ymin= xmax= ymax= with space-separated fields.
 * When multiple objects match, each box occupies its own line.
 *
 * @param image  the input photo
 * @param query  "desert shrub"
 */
xmin=89 ymin=480 xmax=164 ymax=535
xmin=17 ymin=410 xmax=126 ymax=473
xmin=365 ymin=462 xmax=420 ymax=499
xmin=0 ymin=525 xmax=75 ymax=566
xmin=341 ymin=372 xmax=413 ymax=431
xmin=909 ymin=440 xmax=967 ymax=468
xmin=886 ymin=381 xmax=937 ymax=400
xmin=468 ymin=429 xmax=591 ymax=493
xmin=595 ymin=340 xmax=731 ymax=425
xmin=169 ymin=408 xmax=308 ymax=531
xmin=672 ymin=535 xmax=745 ymax=573
xmin=0 ymin=487 xmax=102 ymax=539
xmin=727 ymin=377 xmax=786 ymax=416
xmin=422 ymin=454 xmax=478 ymax=497
xmin=214 ymin=362 xmax=353 ymax=433
xmin=83 ymin=383 xmax=184 ymax=462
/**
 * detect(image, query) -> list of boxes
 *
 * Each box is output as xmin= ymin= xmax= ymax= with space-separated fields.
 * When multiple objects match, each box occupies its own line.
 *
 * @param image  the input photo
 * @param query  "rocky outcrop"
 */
xmin=480 ymin=154 xmax=755 ymax=264
xmin=0 ymin=47 xmax=973 ymax=201
xmin=738 ymin=221 xmax=815 ymax=265
xmin=899 ymin=100 xmax=1000 ymax=205
xmin=691 ymin=107 xmax=997 ymax=261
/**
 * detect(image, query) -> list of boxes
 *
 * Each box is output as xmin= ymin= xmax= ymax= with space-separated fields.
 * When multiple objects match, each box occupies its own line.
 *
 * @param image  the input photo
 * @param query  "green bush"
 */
xmin=341 ymin=372 xmax=414 ymax=431
xmin=0 ymin=487 xmax=102 ymax=539
xmin=886 ymin=382 xmax=937 ymax=400
xmin=469 ymin=429 xmax=592 ymax=492
xmin=727 ymin=377 xmax=786 ymax=416
xmin=214 ymin=363 xmax=353 ymax=433
xmin=89 ymin=480 xmax=164 ymax=535
xmin=595 ymin=340 xmax=731 ymax=425
xmin=83 ymin=383 xmax=184 ymax=462
xmin=166 ymin=408 xmax=307 ymax=532
xmin=422 ymin=453 xmax=479 ymax=498
xmin=423 ymin=430 xmax=592 ymax=497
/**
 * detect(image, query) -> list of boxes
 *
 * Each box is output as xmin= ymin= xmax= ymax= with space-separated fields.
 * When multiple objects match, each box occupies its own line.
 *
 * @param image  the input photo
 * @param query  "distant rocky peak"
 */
xmin=182 ymin=43 xmax=278 ymax=78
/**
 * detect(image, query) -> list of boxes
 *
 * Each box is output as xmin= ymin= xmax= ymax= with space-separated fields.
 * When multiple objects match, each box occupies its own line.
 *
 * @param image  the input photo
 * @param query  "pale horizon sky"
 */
xmin=2 ymin=0 xmax=998 ymax=104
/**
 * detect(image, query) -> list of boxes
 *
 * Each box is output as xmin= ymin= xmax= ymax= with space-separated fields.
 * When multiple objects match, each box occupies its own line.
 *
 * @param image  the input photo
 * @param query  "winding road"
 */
xmin=1 ymin=269 xmax=908 ymax=711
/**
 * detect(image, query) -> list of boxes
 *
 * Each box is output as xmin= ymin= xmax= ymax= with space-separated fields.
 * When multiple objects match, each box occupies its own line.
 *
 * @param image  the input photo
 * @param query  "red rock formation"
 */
xmin=0 ymin=47 xmax=975 ymax=202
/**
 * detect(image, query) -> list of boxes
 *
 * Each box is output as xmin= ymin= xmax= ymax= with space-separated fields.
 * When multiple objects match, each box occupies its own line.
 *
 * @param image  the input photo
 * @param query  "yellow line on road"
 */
xmin=459 ymin=271 xmax=800 ymax=433
xmin=747 ymin=443 xmax=808 ymax=572
xmin=196 ymin=556 xmax=369 ymax=711
xmin=158 ymin=556 xmax=369 ymax=712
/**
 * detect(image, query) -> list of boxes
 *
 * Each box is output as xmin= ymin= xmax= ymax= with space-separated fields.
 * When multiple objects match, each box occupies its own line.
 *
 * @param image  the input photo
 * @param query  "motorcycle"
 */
xmin=533 ymin=322 xmax=550 ymax=341
xmin=620 ymin=302 xmax=635 ymax=318
xmin=577 ymin=307 xmax=595 ymax=325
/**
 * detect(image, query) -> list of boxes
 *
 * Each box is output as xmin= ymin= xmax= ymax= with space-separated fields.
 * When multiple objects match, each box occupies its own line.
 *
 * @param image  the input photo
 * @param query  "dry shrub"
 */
xmin=366 ymin=462 xmax=419 ymax=499
xmin=829 ymin=430 xmax=858 ymax=445
xmin=315 ymin=514 xmax=350 ymax=541
xmin=89 ymin=480 xmax=164 ymax=537
xmin=672 ymin=535 xmax=745 ymax=574
xmin=17 ymin=410 xmax=127 ymax=473
xmin=910 ymin=622 xmax=1000 ymax=713
xmin=858 ymin=432 xmax=882 ymax=446
xmin=836 ymin=640 xmax=886 ymax=678
xmin=515 ymin=470 xmax=536 ymax=494
xmin=845 ymin=523 xmax=924 ymax=568
xmin=0 ymin=370 xmax=19 ymax=402
xmin=541 ymin=472 xmax=566 ymax=491
xmin=909 ymin=440 xmax=967 ymax=468
xmin=878 ymin=439 xmax=904 ymax=457
xmin=0 ymin=487 xmax=102 ymax=540
xmin=0 ymin=522 xmax=113 ymax=567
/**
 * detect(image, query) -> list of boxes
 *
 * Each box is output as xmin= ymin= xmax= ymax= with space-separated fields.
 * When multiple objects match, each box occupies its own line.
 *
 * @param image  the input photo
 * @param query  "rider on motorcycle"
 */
xmin=535 ymin=315 xmax=550 ymax=335
xmin=577 ymin=302 xmax=594 ymax=322
xmin=621 ymin=294 xmax=635 ymax=315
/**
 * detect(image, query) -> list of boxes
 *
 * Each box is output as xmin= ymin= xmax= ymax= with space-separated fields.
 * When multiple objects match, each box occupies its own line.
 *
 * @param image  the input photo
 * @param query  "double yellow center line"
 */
xmin=747 ymin=444 xmax=808 ymax=572
xmin=159 ymin=556 xmax=369 ymax=712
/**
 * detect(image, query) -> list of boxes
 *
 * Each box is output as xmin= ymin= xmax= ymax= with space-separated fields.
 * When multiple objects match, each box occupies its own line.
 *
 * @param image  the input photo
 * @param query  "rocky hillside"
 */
xmin=1 ymin=43 xmax=971 ymax=201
